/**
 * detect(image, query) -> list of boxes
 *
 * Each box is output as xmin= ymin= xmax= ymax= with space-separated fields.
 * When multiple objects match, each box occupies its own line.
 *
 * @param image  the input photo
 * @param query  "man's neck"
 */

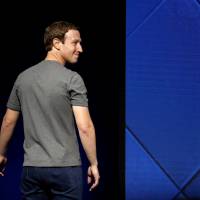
xmin=45 ymin=51 xmax=65 ymax=65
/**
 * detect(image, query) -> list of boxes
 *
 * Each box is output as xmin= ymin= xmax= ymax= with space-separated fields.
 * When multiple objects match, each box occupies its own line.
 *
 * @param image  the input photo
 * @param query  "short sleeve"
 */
xmin=6 ymin=75 xmax=21 ymax=111
xmin=69 ymin=72 xmax=88 ymax=107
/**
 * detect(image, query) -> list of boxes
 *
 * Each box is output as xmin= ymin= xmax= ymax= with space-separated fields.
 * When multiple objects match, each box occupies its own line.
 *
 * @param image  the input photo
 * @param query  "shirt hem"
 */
xmin=23 ymin=160 xmax=82 ymax=167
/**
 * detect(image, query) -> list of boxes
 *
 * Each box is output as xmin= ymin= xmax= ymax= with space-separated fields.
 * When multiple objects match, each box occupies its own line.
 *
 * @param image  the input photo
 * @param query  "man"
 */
xmin=0 ymin=21 xmax=100 ymax=200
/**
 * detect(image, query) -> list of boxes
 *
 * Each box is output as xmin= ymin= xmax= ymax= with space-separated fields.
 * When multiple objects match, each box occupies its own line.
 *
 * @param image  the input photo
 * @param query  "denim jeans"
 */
xmin=20 ymin=166 xmax=83 ymax=200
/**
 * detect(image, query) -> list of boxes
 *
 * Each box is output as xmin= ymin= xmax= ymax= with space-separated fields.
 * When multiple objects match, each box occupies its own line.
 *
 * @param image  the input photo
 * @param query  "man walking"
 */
xmin=0 ymin=21 xmax=100 ymax=200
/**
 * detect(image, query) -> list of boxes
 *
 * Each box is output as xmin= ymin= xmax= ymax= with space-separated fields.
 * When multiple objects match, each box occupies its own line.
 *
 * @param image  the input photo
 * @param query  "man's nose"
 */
xmin=78 ymin=43 xmax=83 ymax=53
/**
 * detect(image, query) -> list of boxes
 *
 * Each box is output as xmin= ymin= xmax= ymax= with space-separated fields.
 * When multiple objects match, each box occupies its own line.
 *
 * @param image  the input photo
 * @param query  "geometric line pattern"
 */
xmin=172 ymin=169 xmax=200 ymax=200
xmin=126 ymin=128 xmax=179 ymax=200
xmin=126 ymin=125 xmax=190 ymax=199
xmin=126 ymin=0 xmax=200 ymax=199
xmin=126 ymin=0 xmax=167 ymax=38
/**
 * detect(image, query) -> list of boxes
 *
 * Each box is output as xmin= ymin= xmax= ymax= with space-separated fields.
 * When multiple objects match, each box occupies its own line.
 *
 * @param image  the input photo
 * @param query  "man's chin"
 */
xmin=72 ymin=58 xmax=79 ymax=63
xmin=67 ymin=59 xmax=78 ymax=65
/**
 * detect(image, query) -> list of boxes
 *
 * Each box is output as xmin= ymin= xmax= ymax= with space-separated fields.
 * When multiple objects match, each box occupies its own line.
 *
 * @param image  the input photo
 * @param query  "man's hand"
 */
xmin=87 ymin=165 xmax=100 ymax=191
xmin=0 ymin=155 xmax=7 ymax=176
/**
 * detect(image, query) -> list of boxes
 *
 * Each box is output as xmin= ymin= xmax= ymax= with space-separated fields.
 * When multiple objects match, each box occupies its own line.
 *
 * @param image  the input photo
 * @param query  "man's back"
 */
xmin=7 ymin=60 xmax=88 ymax=167
xmin=0 ymin=21 xmax=99 ymax=199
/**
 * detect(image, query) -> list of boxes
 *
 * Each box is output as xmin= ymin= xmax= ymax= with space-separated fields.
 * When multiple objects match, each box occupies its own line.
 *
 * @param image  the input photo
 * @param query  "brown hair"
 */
xmin=44 ymin=21 xmax=79 ymax=51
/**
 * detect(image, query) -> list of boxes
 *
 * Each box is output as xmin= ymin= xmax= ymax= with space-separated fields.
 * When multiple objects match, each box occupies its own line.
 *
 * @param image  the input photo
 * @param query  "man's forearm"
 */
xmin=0 ymin=117 xmax=16 ymax=155
xmin=78 ymin=123 xmax=98 ymax=166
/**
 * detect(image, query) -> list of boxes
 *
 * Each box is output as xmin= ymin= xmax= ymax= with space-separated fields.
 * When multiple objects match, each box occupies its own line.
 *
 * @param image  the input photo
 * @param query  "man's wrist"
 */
xmin=91 ymin=161 xmax=98 ymax=166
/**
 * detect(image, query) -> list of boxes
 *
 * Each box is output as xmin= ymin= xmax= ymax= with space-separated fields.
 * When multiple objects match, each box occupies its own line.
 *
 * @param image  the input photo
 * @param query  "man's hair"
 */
xmin=44 ymin=21 xmax=79 ymax=51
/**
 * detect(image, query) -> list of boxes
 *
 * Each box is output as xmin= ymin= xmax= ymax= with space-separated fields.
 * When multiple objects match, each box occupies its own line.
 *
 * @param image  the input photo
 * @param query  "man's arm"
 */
xmin=72 ymin=106 xmax=100 ymax=191
xmin=0 ymin=108 xmax=20 ymax=176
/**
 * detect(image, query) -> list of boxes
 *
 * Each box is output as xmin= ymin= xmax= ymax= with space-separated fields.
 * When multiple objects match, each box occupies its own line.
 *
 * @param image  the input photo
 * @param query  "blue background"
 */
xmin=126 ymin=0 xmax=200 ymax=199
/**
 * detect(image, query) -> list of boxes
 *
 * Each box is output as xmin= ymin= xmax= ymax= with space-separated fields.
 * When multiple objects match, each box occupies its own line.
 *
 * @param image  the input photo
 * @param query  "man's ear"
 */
xmin=52 ymin=38 xmax=61 ymax=50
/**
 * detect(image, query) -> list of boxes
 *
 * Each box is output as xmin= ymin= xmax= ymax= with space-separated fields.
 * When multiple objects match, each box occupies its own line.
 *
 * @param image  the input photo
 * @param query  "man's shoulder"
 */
xmin=15 ymin=62 xmax=43 ymax=84
xmin=63 ymin=67 xmax=83 ymax=80
xmin=19 ymin=62 xmax=41 ymax=75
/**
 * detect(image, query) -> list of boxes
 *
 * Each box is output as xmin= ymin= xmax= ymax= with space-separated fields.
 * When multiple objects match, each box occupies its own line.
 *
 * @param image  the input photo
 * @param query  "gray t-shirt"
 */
xmin=6 ymin=60 xmax=88 ymax=167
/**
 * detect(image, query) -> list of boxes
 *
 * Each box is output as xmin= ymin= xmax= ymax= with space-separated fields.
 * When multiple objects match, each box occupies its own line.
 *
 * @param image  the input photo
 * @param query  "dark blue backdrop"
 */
xmin=126 ymin=0 xmax=200 ymax=199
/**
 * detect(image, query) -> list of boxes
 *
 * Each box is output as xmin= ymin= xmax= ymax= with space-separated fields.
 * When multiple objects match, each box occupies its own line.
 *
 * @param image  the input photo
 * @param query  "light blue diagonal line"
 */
xmin=126 ymin=0 xmax=168 ymax=39
xmin=194 ymin=0 xmax=200 ymax=7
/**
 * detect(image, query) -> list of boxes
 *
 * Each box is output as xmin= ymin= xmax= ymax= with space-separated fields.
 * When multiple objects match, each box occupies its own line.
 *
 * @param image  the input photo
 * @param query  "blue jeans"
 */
xmin=20 ymin=166 xmax=83 ymax=200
